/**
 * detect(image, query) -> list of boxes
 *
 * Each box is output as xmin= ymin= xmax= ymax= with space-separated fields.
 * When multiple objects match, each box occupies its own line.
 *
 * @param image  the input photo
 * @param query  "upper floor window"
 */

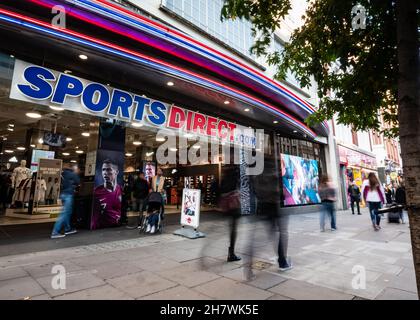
xmin=162 ymin=0 xmax=254 ymax=58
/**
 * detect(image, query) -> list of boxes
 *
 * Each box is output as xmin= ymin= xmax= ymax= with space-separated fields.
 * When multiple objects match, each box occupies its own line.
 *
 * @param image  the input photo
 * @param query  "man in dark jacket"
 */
xmin=395 ymin=182 xmax=406 ymax=223
xmin=347 ymin=181 xmax=361 ymax=215
xmin=51 ymin=163 xmax=80 ymax=238
xmin=132 ymin=171 xmax=149 ymax=228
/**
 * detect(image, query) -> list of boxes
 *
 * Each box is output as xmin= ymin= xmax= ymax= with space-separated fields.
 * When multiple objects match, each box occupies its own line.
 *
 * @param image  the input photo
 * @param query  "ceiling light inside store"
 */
xmin=38 ymin=138 xmax=44 ymax=144
xmin=17 ymin=147 xmax=25 ymax=151
xmin=26 ymin=112 xmax=42 ymax=119
xmin=66 ymin=137 xmax=72 ymax=141
xmin=169 ymin=148 xmax=178 ymax=152
xmin=192 ymin=145 xmax=200 ymax=149
xmin=78 ymin=54 xmax=88 ymax=60
xmin=244 ymin=108 xmax=250 ymax=112
xmin=125 ymin=153 xmax=133 ymax=157
xmin=273 ymin=120 xmax=279 ymax=124
xmin=82 ymin=132 xmax=90 ymax=137
xmin=8 ymin=124 xmax=14 ymax=127
xmin=132 ymin=123 xmax=143 ymax=128
xmin=5 ymin=150 xmax=14 ymax=153
xmin=9 ymin=156 xmax=18 ymax=163
xmin=10 ymin=55 xmax=14 ymax=58
xmin=30 ymin=144 xmax=36 ymax=148
xmin=62 ymin=152 xmax=70 ymax=156
xmin=167 ymin=81 xmax=174 ymax=86
xmin=133 ymin=141 xmax=142 ymax=146
xmin=7 ymin=128 xmax=13 ymax=132
xmin=49 ymin=106 xmax=64 ymax=111
xmin=146 ymin=152 xmax=154 ymax=157
xmin=293 ymin=130 xmax=297 ymax=133
xmin=70 ymin=160 xmax=77 ymax=163
xmin=156 ymin=137 xmax=165 ymax=142
xmin=224 ymin=100 xmax=230 ymax=105
xmin=2 ymin=137 xmax=7 ymax=141
xmin=75 ymin=150 xmax=83 ymax=154
xmin=64 ymin=70 xmax=72 ymax=74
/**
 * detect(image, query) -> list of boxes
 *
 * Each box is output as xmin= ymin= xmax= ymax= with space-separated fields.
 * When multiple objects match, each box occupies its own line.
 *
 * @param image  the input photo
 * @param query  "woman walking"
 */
xmin=362 ymin=173 xmax=386 ymax=231
xmin=319 ymin=175 xmax=337 ymax=232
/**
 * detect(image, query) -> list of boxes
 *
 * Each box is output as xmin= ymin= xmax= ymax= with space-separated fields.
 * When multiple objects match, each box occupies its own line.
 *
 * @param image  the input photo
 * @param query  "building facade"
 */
xmin=0 ymin=0 xmax=334 ymax=230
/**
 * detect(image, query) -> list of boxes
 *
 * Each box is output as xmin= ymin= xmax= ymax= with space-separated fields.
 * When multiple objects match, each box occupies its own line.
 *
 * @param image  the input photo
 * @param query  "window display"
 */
xmin=281 ymin=154 xmax=321 ymax=206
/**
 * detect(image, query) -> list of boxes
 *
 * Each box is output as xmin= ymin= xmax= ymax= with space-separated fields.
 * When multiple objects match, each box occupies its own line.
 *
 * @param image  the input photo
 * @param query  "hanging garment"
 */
xmin=51 ymin=182 xmax=60 ymax=204
xmin=35 ymin=179 xmax=47 ymax=203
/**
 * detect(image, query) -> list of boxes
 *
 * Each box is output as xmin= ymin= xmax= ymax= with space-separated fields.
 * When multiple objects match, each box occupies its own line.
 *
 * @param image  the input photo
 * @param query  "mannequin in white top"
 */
xmin=11 ymin=160 xmax=32 ymax=205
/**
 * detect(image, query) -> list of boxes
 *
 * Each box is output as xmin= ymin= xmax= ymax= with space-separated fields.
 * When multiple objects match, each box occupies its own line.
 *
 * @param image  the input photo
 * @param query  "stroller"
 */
xmin=139 ymin=192 xmax=164 ymax=234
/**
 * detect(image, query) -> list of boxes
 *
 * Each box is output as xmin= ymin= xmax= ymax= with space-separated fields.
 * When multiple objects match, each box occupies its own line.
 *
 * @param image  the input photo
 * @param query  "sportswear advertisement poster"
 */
xmin=90 ymin=121 xmax=125 ymax=230
xmin=180 ymin=188 xmax=201 ymax=229
xmin=34 ymin=158 xmax=62 ymax=208
xmin=281 ymin=154 xmax=321 ymax=206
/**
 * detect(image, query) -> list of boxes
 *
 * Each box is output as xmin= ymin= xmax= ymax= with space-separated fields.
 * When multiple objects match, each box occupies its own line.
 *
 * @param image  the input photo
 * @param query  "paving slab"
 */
xmin=0 ymin=276 xmax=46 ymax=300
xmin=54 ymin=284 xmax=134 ymax=300
xmin=36 ymin=269 xmax=106 ymax=297
xmin=106 ymin=271 xmax=178 ymax=298
xmin=269 ymin=279 xmax=354 ymax=300
xmin=0 ymin=266 xmax=28 ymax=281
xmin=140 ymin=285 xmax=213 ymax=300
xmin=23 ymin=261 xmax=83 ymax=279
xmin=375 ymin=287 xmax=418 ymax=300
xmin=193 ymin=278 xmax=273 ymax=300
xmin=157 ymin=265 xmax=220 ymax=288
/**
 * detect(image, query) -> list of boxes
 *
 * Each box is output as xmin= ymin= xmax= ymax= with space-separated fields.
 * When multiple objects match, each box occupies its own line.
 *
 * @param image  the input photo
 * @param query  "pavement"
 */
xmin=0 ymin=208 xmax=418 ymax=300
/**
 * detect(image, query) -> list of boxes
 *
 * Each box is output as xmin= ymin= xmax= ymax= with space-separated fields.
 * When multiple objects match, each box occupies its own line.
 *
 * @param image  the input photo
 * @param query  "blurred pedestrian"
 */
xmin=362 ymin=172 xmax=386 ymax=231
xmin=51 ymin=163 xmax=80 ymax=239
xmin=347 ymin=181 xmax=361 ymax=215
xmin=218 ymin=165 xmax=242 ymax=262
xmin=395 ymin=182 xmax=407 ymax=223
xmin=319 ymin=175 xmax=337 ymax=232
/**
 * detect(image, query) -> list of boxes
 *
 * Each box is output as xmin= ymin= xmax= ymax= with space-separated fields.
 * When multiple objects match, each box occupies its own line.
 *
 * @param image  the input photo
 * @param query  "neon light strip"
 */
xmin=87 ymin=0 xmax=329 ymax=131
xmin=0 ymin=9 xmax=316 ymax=138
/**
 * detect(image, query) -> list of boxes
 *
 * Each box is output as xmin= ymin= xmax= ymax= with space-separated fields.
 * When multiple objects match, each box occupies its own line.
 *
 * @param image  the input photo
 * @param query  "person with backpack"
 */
xmin=362 ymin=173 xmax=386 ymax=231
xmin=347 ymin=181 xmax=361 ymax=215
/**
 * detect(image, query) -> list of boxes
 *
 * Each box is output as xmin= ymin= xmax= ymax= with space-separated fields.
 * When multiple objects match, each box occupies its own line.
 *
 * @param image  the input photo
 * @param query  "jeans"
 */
xmin=134 ymin=198 xmax=146 ymax=225
xmin=350 ymin=196 xmax=360 ymax=214
xmin=52 ymin=193 xmax=73 ymax=235
xmin=147 ymin=213 xmax=159 ymax=227
xmin=320 ymin=201 xmax=336 ymax=230
xmin=368 ymin=202 xmax=382 ymax=225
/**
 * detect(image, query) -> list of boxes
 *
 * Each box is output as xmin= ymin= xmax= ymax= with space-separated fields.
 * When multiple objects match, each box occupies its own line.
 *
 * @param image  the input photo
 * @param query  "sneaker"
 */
xmin=320 ymin=229 xmax=325 ymax=232
xmin=227 ymin=254 xmax=241 ymax=262
xmin=150 ymin=225 xmax=156 ymax=234
xmin=279 ymin=262 xmax=293 ymax=272
xmin=51 ymin=233 xmax=65 ymax=239
xmin=331 ymin=228 xmax=337 ymax=231
xmin=64 ymin=229 xmax=77 ymax=235
xmin=358 ymin=213 xmax=362 ymax=215
xmin=146 ymin=224 xmax=151 ymax=233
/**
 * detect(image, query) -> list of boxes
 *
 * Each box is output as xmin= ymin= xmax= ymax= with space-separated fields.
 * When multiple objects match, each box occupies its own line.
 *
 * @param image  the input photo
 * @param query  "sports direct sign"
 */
xmin=10 ymin=59 xmax=256 ymax=148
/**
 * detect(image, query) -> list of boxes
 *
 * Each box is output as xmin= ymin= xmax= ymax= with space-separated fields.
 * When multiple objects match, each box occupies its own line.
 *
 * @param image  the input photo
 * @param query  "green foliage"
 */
xmin=222 ymin=0 xmax=399 ymax=136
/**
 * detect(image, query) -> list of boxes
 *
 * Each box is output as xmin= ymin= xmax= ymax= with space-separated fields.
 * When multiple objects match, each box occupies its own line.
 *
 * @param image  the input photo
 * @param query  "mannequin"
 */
xmin=11 ymin=160 xmax=32 ymax=206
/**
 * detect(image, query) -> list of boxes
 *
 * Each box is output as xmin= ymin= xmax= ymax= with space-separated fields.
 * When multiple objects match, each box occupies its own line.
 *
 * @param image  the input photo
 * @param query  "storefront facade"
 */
xmin=0 ymin=0 xmax=330 ymax=229
xmin=337 ymin=144 xmax=378 ymax=209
